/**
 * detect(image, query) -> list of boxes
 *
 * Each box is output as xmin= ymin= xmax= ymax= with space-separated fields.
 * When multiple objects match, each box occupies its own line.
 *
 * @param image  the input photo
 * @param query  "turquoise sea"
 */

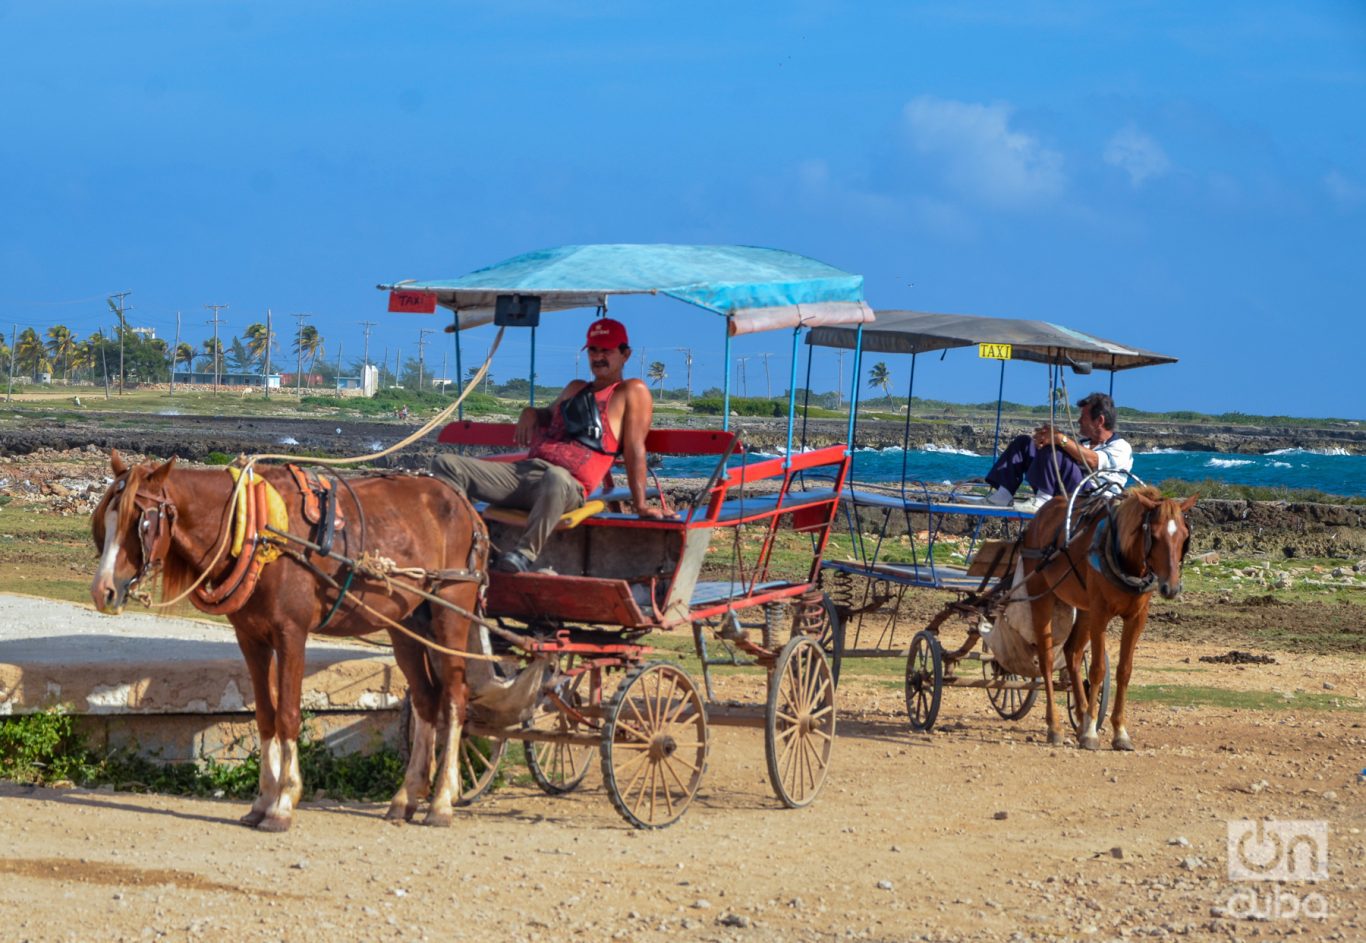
xmin=660 ymin=447 xmax=1366 ymax=499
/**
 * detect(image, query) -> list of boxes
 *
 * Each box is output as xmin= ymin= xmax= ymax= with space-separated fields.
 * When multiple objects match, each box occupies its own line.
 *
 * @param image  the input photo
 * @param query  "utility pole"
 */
xmin=381 ymin=346 xmax=389 ymax=387
xmin=170 ymin=312 xmax=181 ymax=395
xmin=416 ymin=328 xmax=433 ymax=391
xmin=394 ymin=347 xmax=402 ymax=389
xmin=440 ymin=351 xmax=448 ymax=394
xmin=108 ymin=291 xmax=132 ymax=395
xmin=5 ymin=323 xmax=15 ymax=403
xmin=205 ymin=303 xmax=228 ymax=393
xmin=735 ymin=356 xmax=753 ymax=398
xmin=835 ymin=350 xmax=846 ymax=408
xmin=263 ymin=309 xmax=273 ymax=398
xmin=359 ymin=320 xmax=375 ymax=368
xmin=335 ymin=341 xmax=343 ymax=397
xmin=292 ymin=312 xmax=308 ymax=399
xmin=759 ymin=352 xmax=773 ymax=399
xmin=674 ymin=347 xmax=693 ymax=402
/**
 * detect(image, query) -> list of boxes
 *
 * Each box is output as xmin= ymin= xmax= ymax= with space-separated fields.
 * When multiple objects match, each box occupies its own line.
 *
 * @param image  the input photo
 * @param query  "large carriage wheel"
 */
xmin=600 ymin=661 xmax=709 ymax=829
xmin=765 ymin=635 xmax=837 ymax=808
xmin=905 ymin=630 xmax=944 ymax=732
xmin=524 ymin=671 xmax=597 ymax=795
xmin=1065 ymin=648 xmax=1112 ymax=734
xmin=455 ymin=734 xmax=508 ymax=806
xmin=982 ymin=658 xmax=1038 ymax=721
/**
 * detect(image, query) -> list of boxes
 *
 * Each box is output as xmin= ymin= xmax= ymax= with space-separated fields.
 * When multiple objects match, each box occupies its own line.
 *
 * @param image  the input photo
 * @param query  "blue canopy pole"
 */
xmin=992 ymin=359 xmax=1006 ymax=459
xmin=529 ymin=325 xmax=537 ymax=407
xmin=900 ymin=352 xmax=917 ymax=496
xmin=798 ymin=342 xmax=814 ymax=451
xmin=844 ymin=325 xmax=864 ymax=447
xmin=722 ymin=321 xmax=732 ymax=433
xmin=453 ymin=319 xmax=464 ymax=421
xmin=1109 ymin=355 xmax=1116 ymax=397
xmin=784 ymin=327 xmax=800 ymax=471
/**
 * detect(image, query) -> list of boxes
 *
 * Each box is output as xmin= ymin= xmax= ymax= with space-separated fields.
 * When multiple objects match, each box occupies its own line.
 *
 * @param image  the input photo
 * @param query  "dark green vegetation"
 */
xmin=0 ymin=708 xmax=411 ymax=799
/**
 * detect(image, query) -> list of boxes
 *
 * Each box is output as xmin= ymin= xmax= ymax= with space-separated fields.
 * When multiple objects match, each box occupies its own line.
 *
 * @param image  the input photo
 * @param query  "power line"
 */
xmin=107 ymin=291 xmax=132 ymax=395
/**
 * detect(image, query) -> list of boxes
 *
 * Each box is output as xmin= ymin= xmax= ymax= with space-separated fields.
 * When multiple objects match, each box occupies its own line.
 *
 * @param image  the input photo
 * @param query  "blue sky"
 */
xmin=2 ymin=1 xmax=1364 ymax=418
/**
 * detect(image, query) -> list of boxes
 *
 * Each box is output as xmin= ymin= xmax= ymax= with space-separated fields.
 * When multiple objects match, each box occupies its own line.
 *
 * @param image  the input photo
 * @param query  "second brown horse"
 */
xmin=1020 ymin=486 xmax=1195 ymax=750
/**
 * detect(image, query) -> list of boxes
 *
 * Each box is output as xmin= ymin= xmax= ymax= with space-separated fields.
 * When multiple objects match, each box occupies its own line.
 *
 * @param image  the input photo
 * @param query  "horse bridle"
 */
xmin=110 ymin=474 xmax=178 ymax=594
xmin=1093 ymin=502 xmax=1191 ymax=595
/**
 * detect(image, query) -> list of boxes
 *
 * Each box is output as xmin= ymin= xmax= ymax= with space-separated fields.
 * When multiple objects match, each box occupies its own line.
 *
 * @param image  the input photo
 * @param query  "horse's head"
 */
xmin=1122 ymin=487 xmax=1197 ymax=600
xmin=90 ymin=449 xmax=178 ymax=613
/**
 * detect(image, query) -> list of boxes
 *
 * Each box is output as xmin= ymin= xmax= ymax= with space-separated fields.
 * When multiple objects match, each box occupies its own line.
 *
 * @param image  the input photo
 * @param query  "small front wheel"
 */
xmin=600 ymin=662 xmax=709 ymax=829
xmin=525 ymin=672 xmax=597 ymax=795
xmin=983 ymin=658 xmax=1038 ymax=721
xmin=905 ymin=630 xmax=944 ymax=732
xmin=456 ymin=735 xmax=507 ymax=806
xmin=765 ymin=635 xmax=837 ymax=808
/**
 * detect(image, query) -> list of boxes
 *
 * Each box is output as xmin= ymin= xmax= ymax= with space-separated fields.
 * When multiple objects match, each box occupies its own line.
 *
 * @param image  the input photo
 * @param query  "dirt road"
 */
xmin=1 ymin=639 xmax=1362 ymax=943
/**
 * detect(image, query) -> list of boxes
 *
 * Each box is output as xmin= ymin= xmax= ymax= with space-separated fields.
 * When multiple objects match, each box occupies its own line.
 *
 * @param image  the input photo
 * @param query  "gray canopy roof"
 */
xmin=806 ymin=310 xmax=1177 ymax=371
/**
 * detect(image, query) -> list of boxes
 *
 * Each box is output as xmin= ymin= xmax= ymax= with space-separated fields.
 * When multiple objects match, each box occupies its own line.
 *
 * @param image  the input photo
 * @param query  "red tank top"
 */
xmin=529 ymin=381 xmax=622 ymax=494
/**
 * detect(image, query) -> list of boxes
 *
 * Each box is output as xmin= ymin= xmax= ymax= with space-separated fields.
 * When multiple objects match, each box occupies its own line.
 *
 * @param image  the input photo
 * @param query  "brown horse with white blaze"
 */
xmin=90 ymin=451 xmax=489 ymax=831
xmin=1020 ymin=486 xmax=1196 ymax=750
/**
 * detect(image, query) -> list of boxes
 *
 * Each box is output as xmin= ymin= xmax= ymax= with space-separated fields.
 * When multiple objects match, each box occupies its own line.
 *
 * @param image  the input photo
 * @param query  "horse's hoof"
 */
xmin=383 ymin=802 xmax=417 ymax=823
xmin=1047 ymin=730 xmax=1064 ymax=746
xmin=257 ymin=814 xmax=292 ymax=833
xmin=1079 ymin=735 xmax=1102 ymax=751
xmin=1113 ymin=736 xmax=1135 ymax=752
xmin=240 ymin=809 xmax=266 ymax=827
xmin=423 ymin=809 xmax=454 ymax=828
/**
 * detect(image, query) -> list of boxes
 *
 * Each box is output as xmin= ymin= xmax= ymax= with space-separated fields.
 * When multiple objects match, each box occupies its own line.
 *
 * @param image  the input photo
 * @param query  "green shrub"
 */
xmin=204 ymin=451 xmax=234 ymax=466
xmin=690 ymin=396 xmax=783 ymax=417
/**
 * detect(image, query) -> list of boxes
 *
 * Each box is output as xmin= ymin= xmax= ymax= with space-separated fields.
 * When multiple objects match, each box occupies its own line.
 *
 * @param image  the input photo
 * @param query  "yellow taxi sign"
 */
xmin=978 ymin=342 xmax=1012 ymax=360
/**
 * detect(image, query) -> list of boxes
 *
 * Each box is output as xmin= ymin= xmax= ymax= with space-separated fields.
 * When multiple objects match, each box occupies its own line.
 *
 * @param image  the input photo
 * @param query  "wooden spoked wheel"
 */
xmin=905 ymin=629 xmax=944 ymax=732
xmin=600 ymin=662 xmax=709 ymax=829
xmin=456 ymin=734 xmax=507 ymax=806
xmin=524 ymin=672 xmax=597 ymax=795
xmin=1065 ymin=648 xmax=1112 ymax=734
xmin=765 ymin=635 xmax=837 ymax=808
xmin=983 ymin=658 xmax=1038 ymax=721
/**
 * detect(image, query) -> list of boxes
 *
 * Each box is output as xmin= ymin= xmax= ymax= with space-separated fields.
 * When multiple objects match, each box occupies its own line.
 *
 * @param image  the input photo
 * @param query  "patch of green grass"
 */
xmin=0 ymin=709 xmax=416 ymax=801
xmin=1127 ymin=684 xmax=1362 ymax=712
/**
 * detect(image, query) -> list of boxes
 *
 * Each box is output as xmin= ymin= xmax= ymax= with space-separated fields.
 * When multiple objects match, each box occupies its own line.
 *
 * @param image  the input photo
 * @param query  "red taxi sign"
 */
xmin=388 ymin=290 xmax=438 ymax=314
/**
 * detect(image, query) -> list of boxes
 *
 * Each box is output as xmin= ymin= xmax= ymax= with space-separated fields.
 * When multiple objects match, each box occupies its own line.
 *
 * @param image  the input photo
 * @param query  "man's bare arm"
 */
xmin=617 ymin=379 xmax=667 ymax=518
xmin=514 ymin=382 xmax=582 ymax=446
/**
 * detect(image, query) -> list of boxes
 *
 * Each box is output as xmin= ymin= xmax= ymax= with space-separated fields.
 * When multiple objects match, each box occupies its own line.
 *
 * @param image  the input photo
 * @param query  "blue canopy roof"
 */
xmin=380 ymin=244 xmax=874 ymax=335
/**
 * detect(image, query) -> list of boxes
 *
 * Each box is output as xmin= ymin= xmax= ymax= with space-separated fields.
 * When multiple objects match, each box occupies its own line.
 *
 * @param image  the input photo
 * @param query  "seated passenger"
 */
xmin=431 ymin=318 xmax=667 ymax=574
xmin=983 ymin=392 xmax=1133 ymax=512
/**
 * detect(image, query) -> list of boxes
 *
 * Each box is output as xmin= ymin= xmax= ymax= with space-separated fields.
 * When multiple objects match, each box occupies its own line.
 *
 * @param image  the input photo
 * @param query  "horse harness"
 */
xmin=111 ymin=474 xmax=177 ymax=605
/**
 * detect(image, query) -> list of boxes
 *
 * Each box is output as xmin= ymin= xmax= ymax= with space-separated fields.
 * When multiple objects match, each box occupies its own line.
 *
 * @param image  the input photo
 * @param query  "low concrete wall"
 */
xmin=0 ymin=594 xmax=410 ymax=762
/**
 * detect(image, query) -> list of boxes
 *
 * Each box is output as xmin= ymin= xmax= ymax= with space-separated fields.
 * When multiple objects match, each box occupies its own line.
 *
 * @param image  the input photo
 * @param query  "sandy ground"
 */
xmin=0 ymin=638 xmax=1362 ymax=943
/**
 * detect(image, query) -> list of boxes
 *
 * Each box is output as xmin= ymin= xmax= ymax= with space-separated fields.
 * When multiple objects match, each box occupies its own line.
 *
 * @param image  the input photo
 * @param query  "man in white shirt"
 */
xmin=984 ymin=392 xmax=1133 ymax=511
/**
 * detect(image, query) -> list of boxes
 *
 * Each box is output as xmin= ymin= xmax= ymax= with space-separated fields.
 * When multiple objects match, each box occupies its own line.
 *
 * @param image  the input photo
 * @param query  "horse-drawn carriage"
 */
xmin=381 ymin=244 xmax=873 ymax=827
xmin=801 ymin=311 xmax=1190 ymax=747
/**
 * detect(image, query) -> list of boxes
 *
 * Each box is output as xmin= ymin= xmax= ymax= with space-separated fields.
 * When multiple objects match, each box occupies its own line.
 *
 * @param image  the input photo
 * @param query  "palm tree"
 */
xmin=294 ymin=325 xmax=324 ymax=387
xmin=15 ymin=328 xmax=47 ymax=380
xmin=244 ymin=322 xmax=274 ymax=367
xmin=200 ymin=337 xmax=224 ymax=376
xmin=647 ymin=361 xmax=668 ymax=400
xmin=45 ymin=325 xmax=77 ymax=382
xmin=868 ymin=361 xmax=894 ymax=407
xmin=172 ymin=342 xmax=195 ymax=377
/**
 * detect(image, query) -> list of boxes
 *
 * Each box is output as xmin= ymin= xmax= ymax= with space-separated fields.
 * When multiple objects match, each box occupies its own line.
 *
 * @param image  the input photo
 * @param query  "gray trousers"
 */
xmin=430 ymin=454 xmax=583 ymax=560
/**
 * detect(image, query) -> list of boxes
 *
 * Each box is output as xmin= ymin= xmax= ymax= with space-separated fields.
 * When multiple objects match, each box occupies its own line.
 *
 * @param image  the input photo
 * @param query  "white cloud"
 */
xmin=1324 ymin=169 xmax=1365 ymax=209
xmin=1103 ymin=125 xmax=1171 ymax=187
xmin=901 ymin=95 xmax=1065 ymax=208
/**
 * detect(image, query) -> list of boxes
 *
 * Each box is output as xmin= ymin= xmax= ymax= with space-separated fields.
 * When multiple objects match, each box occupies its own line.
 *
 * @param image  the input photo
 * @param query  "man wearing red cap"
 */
xmin=431 ymin=317 xmax=667 ymax=573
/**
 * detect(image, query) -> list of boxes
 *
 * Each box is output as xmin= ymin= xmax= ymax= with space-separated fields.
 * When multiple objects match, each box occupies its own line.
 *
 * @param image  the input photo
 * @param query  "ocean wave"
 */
xmin=1265 ymin=447 xmax=1351 ymax=457
xmin=1270 ymin=461 xmax=1292 ymax=468
xmin=920 ymin=443 xmax=980 ymax=457
xmin=1206 ymin=458 xmax=1254 ymax=468
xmin=1143 ymin=447 xmax=1183 ymax=455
